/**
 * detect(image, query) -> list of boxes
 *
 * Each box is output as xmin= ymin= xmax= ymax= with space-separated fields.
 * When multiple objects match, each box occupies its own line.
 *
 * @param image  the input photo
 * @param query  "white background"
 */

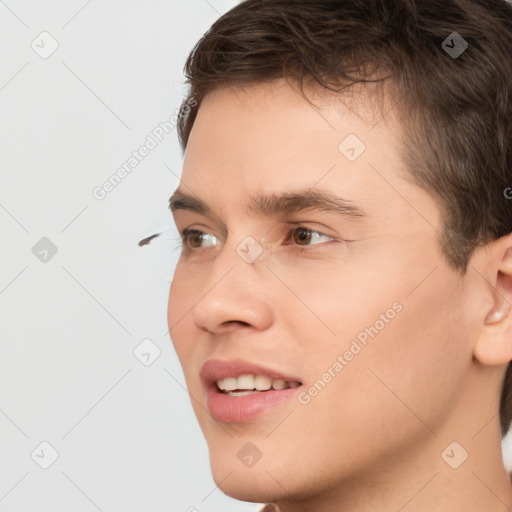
xmin=2 ymin=1 xmax=512 ymax=511
xmin=0 ymin=1 xmax=260 ymax=511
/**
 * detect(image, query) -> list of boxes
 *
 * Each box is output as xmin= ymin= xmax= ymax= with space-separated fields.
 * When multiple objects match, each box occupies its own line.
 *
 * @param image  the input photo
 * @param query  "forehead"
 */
xmin=178 ymin=78 xmax=437 ymax=233
xmin=186 ymin=80 xmax=399 ymax=178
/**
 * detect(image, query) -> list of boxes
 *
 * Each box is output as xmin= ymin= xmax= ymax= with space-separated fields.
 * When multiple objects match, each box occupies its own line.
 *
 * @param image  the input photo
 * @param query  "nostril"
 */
xmin=224 ymin=320 xmax=251 ymax=328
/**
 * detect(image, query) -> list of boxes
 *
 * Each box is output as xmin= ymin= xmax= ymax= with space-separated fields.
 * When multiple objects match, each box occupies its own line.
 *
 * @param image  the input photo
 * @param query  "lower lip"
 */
xmin=206 ymin=386 xmax=301 ymax=423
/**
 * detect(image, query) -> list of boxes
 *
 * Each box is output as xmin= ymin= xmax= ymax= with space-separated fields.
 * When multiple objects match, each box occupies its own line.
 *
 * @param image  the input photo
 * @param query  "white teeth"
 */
xmin=254 ymin=375 xmax=272 ymax=390
xmin=237 ymin=374 xmax=255 ymax=389
xmin=216 ymin=374 xmax=300 ymax=393
xmin=272 ymin=379 xmax=286 ymax=390
xmin=222 ymin=377 xmax=237 ymax=391
xmin=227 ymin=390 xmax=260 ymax=397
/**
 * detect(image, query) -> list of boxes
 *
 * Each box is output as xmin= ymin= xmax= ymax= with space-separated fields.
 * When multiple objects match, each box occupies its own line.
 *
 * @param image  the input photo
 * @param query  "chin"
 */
xmin=210 ymin=465 xmax=283 ymax=504
xmin=208 ymin=449 xmax=307 ymax=505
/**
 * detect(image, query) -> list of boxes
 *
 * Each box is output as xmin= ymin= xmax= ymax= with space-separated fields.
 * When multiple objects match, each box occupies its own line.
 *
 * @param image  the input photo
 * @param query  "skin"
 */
xmin=167 ymin=78 xmax=512 ymax=512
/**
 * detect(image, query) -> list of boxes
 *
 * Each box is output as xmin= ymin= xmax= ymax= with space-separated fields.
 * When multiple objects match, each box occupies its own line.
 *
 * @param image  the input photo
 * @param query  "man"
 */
xmin=164 ymin=0 xmax=512 ymax=510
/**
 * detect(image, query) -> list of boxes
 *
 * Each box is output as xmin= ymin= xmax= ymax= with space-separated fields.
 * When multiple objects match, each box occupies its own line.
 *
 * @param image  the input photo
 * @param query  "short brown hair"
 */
xmin=176 ymin=0 xmax=512 ymax=437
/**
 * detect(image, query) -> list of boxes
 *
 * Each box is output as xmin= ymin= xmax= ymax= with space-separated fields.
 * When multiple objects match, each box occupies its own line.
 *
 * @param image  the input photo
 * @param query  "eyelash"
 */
xmin=178 ymin=226 xmax=338 ymax=253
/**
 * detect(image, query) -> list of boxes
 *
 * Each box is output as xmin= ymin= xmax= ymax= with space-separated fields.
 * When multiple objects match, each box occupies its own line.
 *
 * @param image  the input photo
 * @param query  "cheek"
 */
xmin=277 ymin=285 xmax=466 ymax=478
xmin=167 ymin=272 xmax=196 ymax=363
xmin=275 ymin=257 xmax=407 ymax=344
xmin=327 ymin=274 xmax=469 ymax=436
xmin=291 ymin=266 xmax=467 ymax=438
xmin=384 ymin=284 xmax=470 ymax=418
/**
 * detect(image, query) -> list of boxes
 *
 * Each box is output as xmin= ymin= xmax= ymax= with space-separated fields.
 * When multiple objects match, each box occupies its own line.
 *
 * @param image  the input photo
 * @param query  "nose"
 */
xmin=190 ymin=237 xmax=274 ymax=336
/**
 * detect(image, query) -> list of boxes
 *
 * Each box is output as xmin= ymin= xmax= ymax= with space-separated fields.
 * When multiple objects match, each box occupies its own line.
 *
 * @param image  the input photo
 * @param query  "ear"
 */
xmin=473 ymin=232 xmax=512 ymax=366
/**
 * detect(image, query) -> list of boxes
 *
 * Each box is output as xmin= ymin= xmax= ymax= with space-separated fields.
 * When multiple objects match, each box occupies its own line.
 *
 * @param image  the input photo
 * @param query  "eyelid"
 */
xmin=283 ymin=221 xmax=338 ymax=239
xmin=179 ymin=225 xmax=341 ymax=250
xmin=282 ymin=227 xmax=336 ymax=245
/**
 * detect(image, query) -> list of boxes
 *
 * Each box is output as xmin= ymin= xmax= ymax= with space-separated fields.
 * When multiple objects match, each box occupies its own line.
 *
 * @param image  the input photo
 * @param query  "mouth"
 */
xmin=216 ymin=374 xmax=301 ymax=396
xmin=201 ymin=358 xmax=303 ymax=422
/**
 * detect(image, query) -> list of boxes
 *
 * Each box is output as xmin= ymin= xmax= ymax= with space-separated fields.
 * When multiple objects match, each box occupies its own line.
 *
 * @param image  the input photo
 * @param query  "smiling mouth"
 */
xmin=215 ymin=374 xmax=302 ymax=396
xmin=203 ymin=361 xmax=303 ymax=422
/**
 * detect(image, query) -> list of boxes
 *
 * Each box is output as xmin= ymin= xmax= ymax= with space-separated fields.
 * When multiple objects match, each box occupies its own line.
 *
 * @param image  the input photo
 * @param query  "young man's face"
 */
xmin=167 ymin=79 xmax=489 ymax=504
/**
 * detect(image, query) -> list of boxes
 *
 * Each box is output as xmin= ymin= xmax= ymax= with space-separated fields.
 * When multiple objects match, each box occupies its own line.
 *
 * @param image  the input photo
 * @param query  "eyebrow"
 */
xmin=169 ymin=187 xmax=367 ymax=225
xmin=139 ymin=188 xmax=366 ymax=248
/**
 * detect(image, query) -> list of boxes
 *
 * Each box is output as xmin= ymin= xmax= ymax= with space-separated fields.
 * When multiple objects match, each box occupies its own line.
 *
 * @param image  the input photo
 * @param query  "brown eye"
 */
xmin=291 ymin=227 xmax=313 ymax=245
xmin=289 ymin=227 xmax=334 ymax=246
xmin=181 ymin=229 xmax=218 ymax=250
xmin=187 ymin=230 xmax=204 ymax=249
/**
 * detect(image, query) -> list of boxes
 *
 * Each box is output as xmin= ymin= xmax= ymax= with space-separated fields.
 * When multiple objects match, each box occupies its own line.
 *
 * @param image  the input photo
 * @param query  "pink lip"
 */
xmin=200 ymin=358 xmax=303 ymax=423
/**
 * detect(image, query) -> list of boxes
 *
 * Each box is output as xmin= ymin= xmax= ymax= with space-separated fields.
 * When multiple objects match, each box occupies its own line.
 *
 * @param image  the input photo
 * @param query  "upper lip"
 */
xmin=200 ymin=358 xmax=302 ymax=389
